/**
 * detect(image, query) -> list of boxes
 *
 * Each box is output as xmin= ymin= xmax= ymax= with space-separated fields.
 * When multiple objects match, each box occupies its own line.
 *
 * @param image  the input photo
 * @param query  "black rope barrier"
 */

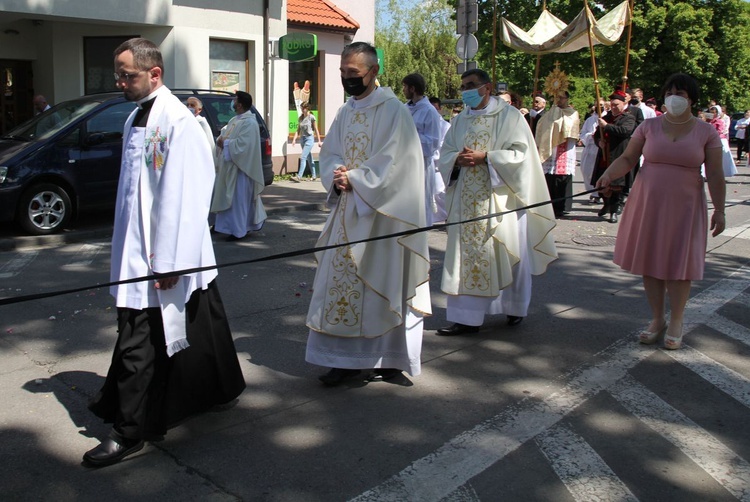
xmin=0 ymin=188 xmax=604 ymax=307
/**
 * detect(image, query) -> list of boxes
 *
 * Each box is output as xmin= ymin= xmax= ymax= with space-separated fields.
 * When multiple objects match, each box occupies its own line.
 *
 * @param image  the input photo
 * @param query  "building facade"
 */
xmin=0 ymin=0 xmax=375 ymax=173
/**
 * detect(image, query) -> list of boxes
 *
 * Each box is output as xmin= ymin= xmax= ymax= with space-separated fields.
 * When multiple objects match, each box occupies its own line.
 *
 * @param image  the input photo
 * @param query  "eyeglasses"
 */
xmin=113 ymin=70 xmax=146 ymax=82
xmin=460 ymin=81 xmax=486 ymax=91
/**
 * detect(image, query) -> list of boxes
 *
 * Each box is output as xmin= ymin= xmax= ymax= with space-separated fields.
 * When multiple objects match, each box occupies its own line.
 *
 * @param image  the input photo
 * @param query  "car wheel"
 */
xmin=17 ymin=183 xmax=73 ymax=235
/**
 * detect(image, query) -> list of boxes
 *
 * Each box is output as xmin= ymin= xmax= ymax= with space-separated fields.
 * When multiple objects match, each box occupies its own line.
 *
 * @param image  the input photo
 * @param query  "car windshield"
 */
xmin=2 ymin=99 xmax=105 ymax=141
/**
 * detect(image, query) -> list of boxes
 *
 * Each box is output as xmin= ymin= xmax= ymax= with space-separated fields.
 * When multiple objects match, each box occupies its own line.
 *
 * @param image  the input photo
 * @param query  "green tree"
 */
xmin=453 ymin=0 xmax=750 ymax=112
xmin=376 ymin=0 xmax=461 ymax=100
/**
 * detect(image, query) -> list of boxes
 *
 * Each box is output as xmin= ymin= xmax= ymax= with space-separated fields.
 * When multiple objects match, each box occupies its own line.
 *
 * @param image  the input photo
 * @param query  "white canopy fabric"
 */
xmin=501 ymin=1 xmax=631 ymax=55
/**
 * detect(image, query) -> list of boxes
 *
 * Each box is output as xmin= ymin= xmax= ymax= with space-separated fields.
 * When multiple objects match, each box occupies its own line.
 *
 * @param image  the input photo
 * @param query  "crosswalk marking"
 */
xmin=536 ymin=425 xmax=639 ymax=502
xmin=62 ymin=244 xmax=103 ymax=268
xmin=437 ymin=483 xmax=481 ymax=502
xmin=0 ymin=250 xmax=39 ymax=279
xmin=665 ymin=345 xmax=750 ymax=409
xmin=611 ymin=375 xmax=750 ymax=501
xmin=708 ymin=313 xmax=750 ymax=345
xmin=350 ymin=266 xmax=750 ymax=502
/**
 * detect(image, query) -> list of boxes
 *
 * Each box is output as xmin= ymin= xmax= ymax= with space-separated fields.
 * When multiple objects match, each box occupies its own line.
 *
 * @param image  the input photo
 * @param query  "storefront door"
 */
xmin=0 ymin=60 xmax=33 ymax=135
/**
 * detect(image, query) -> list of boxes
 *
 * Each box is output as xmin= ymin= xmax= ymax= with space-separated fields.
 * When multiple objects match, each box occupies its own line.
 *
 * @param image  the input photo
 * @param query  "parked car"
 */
xmin=0 ymin=89 xmax=272 ymax=235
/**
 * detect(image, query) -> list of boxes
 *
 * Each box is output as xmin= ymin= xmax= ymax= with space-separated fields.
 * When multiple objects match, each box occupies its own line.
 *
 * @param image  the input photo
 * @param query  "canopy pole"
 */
xmin=492 ymin=0 xmax=497 ymax=89
xmin=621 ymin=0 xmax=635 ymax=90
xmin=533 ymin=0 xmax=546 ymax=96
xmin=585 ymin=4 xmax=601 ymax=113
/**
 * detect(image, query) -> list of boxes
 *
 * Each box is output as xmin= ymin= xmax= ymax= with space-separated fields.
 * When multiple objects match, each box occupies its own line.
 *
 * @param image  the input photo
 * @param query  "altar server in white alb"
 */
xmin=436 ymin=68 xmax=557 ymax=336
xmin=211 ymin=90 xmax=267 ymax=241
xmin=305 ymin=42 xmax=431 ymax=387
xmin=85 ymin=38 xmax=245 ymax=468
xmin=402 ymin=72 xmax=446 ymax=225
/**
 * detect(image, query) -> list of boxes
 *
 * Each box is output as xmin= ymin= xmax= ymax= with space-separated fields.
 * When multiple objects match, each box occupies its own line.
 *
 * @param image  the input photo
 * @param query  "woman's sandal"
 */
xmin=639 ymin=321 xmax=667 ymax=345
xmin=664 ymin=322 xmax=684 ymax=350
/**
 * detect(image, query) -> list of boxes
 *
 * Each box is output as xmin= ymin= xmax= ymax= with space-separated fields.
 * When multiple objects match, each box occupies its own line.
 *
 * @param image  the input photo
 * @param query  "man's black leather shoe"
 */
xmin=436 ymin=323 xmax=480 ymax=336
xmin=83 ymin=436 xmax=144 ymax=467
xmin=319 ymin=368 xmax=361 ymax=386
xmin=367 ymin=368 xmax=402 ymax=381
xmin=507 ymin=315 xmax=524 ymax=326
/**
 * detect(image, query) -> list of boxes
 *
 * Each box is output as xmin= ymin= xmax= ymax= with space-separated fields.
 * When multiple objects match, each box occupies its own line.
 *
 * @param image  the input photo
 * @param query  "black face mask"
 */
xmin=341 ymin=76 xmax=369 ymax=96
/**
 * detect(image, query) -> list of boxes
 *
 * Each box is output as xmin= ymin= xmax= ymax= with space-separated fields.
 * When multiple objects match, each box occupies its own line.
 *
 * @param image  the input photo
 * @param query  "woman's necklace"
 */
xmin=664 ymin=114 xmax=693 ymax=125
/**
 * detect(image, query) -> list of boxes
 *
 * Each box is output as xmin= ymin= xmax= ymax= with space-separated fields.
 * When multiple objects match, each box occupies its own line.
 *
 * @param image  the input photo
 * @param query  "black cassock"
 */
xmin=89 ymin=280 xmax=245 ymax=441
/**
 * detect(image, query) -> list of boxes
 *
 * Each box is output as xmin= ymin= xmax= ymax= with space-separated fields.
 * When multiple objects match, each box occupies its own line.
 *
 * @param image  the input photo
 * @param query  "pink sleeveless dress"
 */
xmin=613 ymin=117 xmax=722 ymax=280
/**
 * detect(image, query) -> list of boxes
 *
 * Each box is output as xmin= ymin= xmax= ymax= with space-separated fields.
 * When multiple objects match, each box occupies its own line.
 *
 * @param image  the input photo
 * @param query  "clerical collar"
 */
xmin=133 ymin=98 xmax=156 ymax=128
xmin=468 ymin=96 xmax=498 ymax=116
xmin=132 ymin=86 xmax=169 ymax=127
xmin=350 ymin=87 xmax=381 ymax=110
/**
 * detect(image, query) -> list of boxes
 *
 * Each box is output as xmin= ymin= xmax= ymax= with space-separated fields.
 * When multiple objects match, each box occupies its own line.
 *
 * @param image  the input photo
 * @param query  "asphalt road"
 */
xmin=1 ymin=170 xmax=749 ymax=501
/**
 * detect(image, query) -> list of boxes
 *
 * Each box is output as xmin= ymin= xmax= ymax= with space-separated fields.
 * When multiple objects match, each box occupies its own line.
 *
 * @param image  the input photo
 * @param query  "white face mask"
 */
xmin=665 ymin=95 xmax=689 ymax=116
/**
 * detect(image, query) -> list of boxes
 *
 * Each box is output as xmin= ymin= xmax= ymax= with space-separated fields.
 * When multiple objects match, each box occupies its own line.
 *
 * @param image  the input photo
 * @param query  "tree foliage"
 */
xmin=375 ymin=0 xmax=462 ymax=100
xmin=377 ymin=0 xmax=750 ymax=113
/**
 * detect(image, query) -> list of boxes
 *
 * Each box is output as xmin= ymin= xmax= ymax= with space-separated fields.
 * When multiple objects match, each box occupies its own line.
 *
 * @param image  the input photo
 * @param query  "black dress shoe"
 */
xmin=318 ymin=368 xmax=361 ymax=386
xmin=436 ymin=323 xmax=480 ymax=336
xmin=597 ymin=206 xmax=607 ymax=218
xmin=367 ymin=368 xmax=402 ymax=381
xmin=609 ymin=213 xmax=618 ymax=223
xmin=507 ymin=315 xmax=524 ymax=326
xmin=225 ymin=234 xmax=246 ymax=242
xmin=83 ymin=436 xmax=144 ymax=467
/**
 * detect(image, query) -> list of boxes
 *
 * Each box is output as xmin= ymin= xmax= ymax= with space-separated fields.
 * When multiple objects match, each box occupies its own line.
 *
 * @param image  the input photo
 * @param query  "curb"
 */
xmin=0 ymin=201 xmax=329 ymax=252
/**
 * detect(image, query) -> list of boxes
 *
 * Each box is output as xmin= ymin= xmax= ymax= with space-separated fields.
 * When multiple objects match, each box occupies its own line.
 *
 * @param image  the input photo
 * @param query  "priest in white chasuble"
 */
xmin=435 ymin=68 xmax=558 ymax=337
xmin=211 ymin=90 xmax=267 ymax=241
xmin=305 ymin=42 xmax=431 ymax=387
xmin=85 ymin=38 xmax=245 ymax=468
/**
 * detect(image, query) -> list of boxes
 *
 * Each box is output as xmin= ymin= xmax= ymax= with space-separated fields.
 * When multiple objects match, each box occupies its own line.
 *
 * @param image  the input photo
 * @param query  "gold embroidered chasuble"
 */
xmin=438 ymin=98 xmax=558 ymax=298
xmin=306 ymin=87 xmax=431 ymax=338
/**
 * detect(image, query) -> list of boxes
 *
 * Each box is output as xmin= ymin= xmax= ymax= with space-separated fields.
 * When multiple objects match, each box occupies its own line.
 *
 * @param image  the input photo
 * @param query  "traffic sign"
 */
xmin=456 ymin=0 xmax=478 ymax=35
xmin=455 ymin=34 xmax=478 ymax=60
xmin=456 ymin=61 xmax=478 ymax=74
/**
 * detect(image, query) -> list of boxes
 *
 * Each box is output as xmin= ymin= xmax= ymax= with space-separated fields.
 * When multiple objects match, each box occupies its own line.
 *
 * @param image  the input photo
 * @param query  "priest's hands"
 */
xmin=456 ymin=147 xmax=487 ymax=167
xmin=333 ymin=166 xmax=351 ymax=192
xmin=155 ymin=275 xmax=180 ymax=290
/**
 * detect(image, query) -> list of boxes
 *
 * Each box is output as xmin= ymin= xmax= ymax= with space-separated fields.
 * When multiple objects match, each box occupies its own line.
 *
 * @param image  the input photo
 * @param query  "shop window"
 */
xmin=289 ymin=55 xmax=320 ymax=134
xmin=209 ymin=39 xmax=249 ymax=93
xmin=84 ymin=36 xmax=135 ymax=94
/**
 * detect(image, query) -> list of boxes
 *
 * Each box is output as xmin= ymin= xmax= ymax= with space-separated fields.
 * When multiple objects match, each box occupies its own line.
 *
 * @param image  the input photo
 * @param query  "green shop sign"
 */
xmin=279 ymin=33 xmax=317 ymax=62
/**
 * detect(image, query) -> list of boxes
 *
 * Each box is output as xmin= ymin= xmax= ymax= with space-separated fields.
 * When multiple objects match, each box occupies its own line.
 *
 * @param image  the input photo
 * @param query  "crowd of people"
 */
xmin=80 ymin=37 xmax=729 ymax=469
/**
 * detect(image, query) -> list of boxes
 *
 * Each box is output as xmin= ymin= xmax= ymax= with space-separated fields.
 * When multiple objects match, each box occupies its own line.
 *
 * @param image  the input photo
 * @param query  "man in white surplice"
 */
xmin=436 ymin=69 xmax=558 ymax=336
xmin=211 ymin=91 xmax=267 ymax=241
xmin=305 ymin=42 xmax=431 ymax=386
xmin=402 ymin=72 xmax=446 ymax=226
xmin=85 ymin=38 xmax=244 ymax=468
xmin=535 ymin=90 xmax=580 ymax=219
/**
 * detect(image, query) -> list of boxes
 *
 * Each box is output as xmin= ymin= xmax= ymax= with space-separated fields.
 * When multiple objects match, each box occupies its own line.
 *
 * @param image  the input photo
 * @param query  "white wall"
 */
xmin=331 ymin=0 xmax=376 ymax=43
xmin=0 ymin=0 xmax=376 ymax=168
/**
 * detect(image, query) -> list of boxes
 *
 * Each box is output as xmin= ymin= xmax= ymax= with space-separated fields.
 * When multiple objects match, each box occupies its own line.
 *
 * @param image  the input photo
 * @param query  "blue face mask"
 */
xmin=461 ymin=88 xmax=483 ymax=109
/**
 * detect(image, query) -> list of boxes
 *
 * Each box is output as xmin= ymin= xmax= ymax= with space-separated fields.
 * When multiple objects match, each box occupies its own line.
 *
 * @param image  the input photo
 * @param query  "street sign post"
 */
xmin=455 ymin=34 xmax=478 ymax=60
xmin=456 ymin=0 xmax=478 ymax=35
xmin=456 ymin=61 xmax=478 ymax=74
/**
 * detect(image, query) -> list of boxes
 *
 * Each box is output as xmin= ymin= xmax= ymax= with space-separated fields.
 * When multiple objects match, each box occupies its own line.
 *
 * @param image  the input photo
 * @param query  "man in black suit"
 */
xmin=526 ymin=94 xmax=546 ymax=137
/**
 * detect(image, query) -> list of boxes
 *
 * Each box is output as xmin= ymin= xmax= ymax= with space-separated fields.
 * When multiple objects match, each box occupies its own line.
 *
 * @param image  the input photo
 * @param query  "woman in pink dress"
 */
xmin=595 ymin=74 xmax=726 ymax=350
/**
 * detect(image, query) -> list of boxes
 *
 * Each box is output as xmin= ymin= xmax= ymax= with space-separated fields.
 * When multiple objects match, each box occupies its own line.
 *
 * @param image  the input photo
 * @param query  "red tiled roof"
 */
xmin=287 ymin=0 xmax=360 ymax=32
